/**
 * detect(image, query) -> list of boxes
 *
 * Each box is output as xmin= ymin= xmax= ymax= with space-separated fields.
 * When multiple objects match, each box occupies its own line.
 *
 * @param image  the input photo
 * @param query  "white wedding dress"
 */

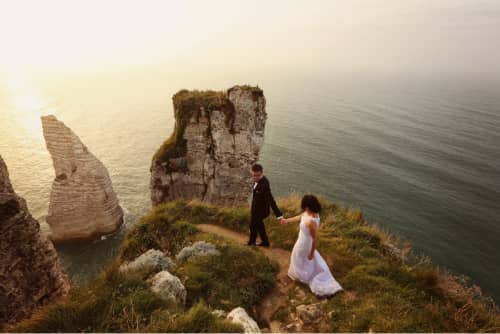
xmin=287 ymin=213 xmax=343 ymax=297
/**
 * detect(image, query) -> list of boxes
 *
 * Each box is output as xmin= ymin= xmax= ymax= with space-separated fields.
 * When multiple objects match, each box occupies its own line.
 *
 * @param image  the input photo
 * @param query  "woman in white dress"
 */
xmin=281 ymin=194 xmax=343 ymax=298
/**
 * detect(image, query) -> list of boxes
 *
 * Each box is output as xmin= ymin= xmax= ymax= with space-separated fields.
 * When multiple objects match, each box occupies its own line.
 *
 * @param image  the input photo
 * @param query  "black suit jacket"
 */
xmin=251 ymin=175 xmax=282 ymax=220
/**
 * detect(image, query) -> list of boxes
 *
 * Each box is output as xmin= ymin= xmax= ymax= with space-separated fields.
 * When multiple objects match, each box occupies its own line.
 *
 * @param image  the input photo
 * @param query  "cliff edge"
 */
xmin=12 ymin=196 xmax=500 ymax=332
xmin=0 ymin=155 xmax=69 ymax=328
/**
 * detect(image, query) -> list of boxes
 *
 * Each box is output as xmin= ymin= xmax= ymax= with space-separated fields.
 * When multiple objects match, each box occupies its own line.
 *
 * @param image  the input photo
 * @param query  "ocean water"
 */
xmin=0 ymin=70 xmax=499 ymax=302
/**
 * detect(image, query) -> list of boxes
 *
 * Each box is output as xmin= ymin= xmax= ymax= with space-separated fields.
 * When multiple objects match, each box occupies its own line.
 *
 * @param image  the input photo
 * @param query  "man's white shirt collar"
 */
xmin=253 ymin=177 xmax=263 ymax=189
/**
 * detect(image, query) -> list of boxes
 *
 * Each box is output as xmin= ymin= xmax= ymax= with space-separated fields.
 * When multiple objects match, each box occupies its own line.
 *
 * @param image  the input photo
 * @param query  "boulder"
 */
xmin=296 ymin=303 xmax=322 ymax=324
xmin=149 ymin=270 xmax=186 ymax=306
xmin=176 ymin=241 xmax=220 ymax=262
xmin=212 ymin=309 xmax=227 ymax=318
xmin=119 ymin=249 xmax=174 ymax=273
xmin=226 ymin=307 xmax=261 ymax=333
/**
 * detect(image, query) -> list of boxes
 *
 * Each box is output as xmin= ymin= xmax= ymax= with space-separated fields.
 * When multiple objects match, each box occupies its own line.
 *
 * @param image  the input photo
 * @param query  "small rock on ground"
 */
xmin=119 ymin=249 xmax=174 ymax=273
xmin=176 ymin=241 xmax=220 ymax=262
xmin=227 ymin=307 xmax=261 ymax=333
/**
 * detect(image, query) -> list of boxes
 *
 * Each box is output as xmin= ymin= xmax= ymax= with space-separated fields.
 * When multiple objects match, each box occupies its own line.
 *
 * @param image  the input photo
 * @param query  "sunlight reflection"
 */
xmin=3 ymin=71 xmax=54 ymax=140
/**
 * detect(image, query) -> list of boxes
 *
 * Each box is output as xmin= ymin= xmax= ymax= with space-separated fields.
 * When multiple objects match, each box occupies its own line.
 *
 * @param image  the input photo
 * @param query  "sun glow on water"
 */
xmin=1 ymin=71 xmax=54 ymax=140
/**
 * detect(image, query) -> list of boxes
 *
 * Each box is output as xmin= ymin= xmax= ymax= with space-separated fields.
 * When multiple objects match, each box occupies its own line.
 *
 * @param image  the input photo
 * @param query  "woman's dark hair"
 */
xmin=301 ymin=194 xmax=322 ymax=213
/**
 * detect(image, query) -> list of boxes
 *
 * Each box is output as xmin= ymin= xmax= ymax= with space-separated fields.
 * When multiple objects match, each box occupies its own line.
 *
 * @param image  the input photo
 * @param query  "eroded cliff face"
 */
xmin=0 ymin=155 xmax=69 ymax=327
xmin=150 ymin=85 xmax=267 ymax=207
xmin=41 ymin=115 xmax=123 ymax=243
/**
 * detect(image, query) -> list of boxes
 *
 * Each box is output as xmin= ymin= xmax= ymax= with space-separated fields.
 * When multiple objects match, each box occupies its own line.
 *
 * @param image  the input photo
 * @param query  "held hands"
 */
xmin=279 ymin=217 xmax=287 ymax=225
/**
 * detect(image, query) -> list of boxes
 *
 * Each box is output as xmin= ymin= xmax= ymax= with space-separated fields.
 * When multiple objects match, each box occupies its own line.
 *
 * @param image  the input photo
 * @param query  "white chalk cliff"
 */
xmin=150 ymin=85 xmax=267 ymax=207
xmin=41 ymin=115 xmax=123 ymax=243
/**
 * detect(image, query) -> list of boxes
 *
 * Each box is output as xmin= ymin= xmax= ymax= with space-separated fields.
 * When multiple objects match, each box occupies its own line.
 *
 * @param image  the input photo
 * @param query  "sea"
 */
xmin=1 ymin=69 xmax=499 ymax=303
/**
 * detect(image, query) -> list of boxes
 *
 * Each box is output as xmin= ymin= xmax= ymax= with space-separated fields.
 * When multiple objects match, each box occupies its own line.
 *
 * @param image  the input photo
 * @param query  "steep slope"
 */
xmin=0 ymin=155 xmax=69 ymax=328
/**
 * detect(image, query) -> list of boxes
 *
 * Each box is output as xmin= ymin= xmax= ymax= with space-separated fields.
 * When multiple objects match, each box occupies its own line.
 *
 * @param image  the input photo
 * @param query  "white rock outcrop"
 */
xmin=41 ymin=115 xmax=123 ymax=243
xmin=149 ymin=270 xmax=186 ymax=306
xmin=150 ymin=85 xmax=267 ymax=207
xmin=0 ymin=155 xmax=69 ymax=326
xmin=176 ymin=241 xmax=220 ymax=262
xmin=119 ymin=249 xmax=174 ymax=273
xmin=226 ymin=307 xmax=261 ymax=334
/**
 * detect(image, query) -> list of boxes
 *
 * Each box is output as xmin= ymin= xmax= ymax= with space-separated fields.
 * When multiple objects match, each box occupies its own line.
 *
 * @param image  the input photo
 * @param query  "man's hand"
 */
xmin=279 ymin=217 xmax=287 ymax=225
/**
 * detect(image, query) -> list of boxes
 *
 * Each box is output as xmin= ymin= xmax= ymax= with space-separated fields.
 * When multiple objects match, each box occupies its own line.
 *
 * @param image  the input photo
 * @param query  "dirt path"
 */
xmin=196 ymin=224 xmax=294 ymax=332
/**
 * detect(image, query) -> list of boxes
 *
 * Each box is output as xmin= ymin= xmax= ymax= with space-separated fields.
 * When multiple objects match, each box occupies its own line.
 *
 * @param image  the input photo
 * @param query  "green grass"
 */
xmin=11 ymin=264 xmax=171 ymax=332
xmin=145 ymin=302 xmax=243 ymax=333
xmin=10 ymin=195 xmax=499 ymax=332
xmin=11 ymin=199 xmax=277 ymax=332
xmin=175 ymin=243 xmax=278 ymax=310
xmin=227 ymin=85 xmax=263 ymax=101
xmin=119 ymin=210 xmax=199 ymax=261
xmin=120 ymin=201 xmax=278 ymax=313
xmin=145 ymin=195 xmax=500 ymax=332
xmin=148 ymin=200 xmax=250 ymax=233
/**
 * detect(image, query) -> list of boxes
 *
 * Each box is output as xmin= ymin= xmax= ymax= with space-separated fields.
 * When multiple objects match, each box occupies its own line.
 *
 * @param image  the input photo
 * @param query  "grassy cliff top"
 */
xmin=11 ymin=195 xmax=500 ymax=332
xmin=172 ymin=85 xmax=262 ymax=119
xmin=172 ymin=89 xmax=227 ymax=117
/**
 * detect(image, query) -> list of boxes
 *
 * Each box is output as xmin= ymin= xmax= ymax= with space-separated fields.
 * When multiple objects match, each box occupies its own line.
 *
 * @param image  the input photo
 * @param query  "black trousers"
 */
xmin=249 ymin=215 xmax=269 ymax=244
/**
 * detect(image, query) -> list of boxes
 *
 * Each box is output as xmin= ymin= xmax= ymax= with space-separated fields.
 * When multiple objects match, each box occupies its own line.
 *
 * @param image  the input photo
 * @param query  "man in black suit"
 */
xmin=248 ymin=164 xmax=284 ymax=247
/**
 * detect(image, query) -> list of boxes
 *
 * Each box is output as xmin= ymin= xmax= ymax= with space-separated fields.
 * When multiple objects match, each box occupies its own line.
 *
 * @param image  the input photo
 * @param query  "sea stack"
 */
xmin=41 ymin=115 xmax=123 ymax=243
xmin=0 ymin=155 xmax=69 ymax=327
xmin=150 ymin=85 xmax=267 ymax=207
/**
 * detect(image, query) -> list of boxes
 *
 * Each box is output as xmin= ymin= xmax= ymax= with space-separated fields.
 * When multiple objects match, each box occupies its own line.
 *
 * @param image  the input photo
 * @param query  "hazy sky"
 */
xmin=1 ymin=0 xmax=500 ymax=77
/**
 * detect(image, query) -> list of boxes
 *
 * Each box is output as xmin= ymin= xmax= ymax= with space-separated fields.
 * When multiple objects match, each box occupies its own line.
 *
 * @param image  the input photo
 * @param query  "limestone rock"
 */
xmin=176 ymin=241 xmax=220 ymax=262
xmin=119 ymin=249 xmax=174 ymax=273
xmin=150 ymin=85 xmax=267 ymax=207
xmin=226 ymin=307 xmax=261 ymax=333
xmin=285 ymin=321 xmax=302 ymax=332
xmin=212 ymin=309 xmax=227 ymax=318
xmin=226 ymin=307 xmax=260 ymax=333
xmin=0 ymin=155 xmax=69 ymax=327
xmin=149 ymin=270 xmax=186 ymax=306
xmin=296 ymin=303 xmax=322 ymax=324
xmin=41 ymin=115 xmax=123 ymax=243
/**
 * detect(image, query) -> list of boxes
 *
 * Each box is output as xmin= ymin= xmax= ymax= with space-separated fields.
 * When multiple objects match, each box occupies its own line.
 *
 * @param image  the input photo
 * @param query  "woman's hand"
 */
xmin=308 ymin=252 xmax=314 ymax=260
xmin=280 ymin=217 xmax=288 ymax=225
